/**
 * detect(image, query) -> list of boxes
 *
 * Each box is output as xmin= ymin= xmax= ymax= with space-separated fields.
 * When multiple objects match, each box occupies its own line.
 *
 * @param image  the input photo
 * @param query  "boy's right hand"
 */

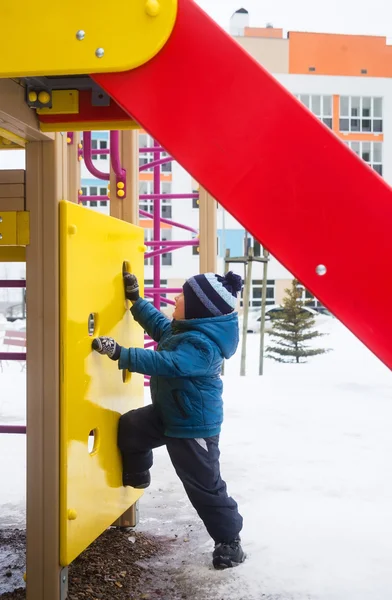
xmin=123 ymin=272 xmax=140 ymax=303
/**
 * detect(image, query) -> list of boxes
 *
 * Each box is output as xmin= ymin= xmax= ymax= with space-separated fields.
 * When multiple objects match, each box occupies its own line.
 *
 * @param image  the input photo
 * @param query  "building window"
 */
xmin=240 ymin=280 xmax=275 ymax=307
xmin=345 ymin=141 xmax=383 ymax=176
xmin=339 ymin=97 xmax=383 ymax=133
xmin=161 ymin=230 xmax=172 ymax=266
xmin=161 ymin=152 xmax=172 ymax=173
xmin=89 ymin=186 xmax=98 ymax=196
xmin=144 ymin=279 xmax=168 ymax=307
xmin=99 ymin=186 xmax=108 ymax=196
xmin=144 ymin=229 xmax=173 ymax=266
xmin=161 ymin=203 xmax=172 ymax=219
xmin=161 ymin=183 xmax=172 ymax=218
xmin=296 ymin=95 xmax=333 ymax=128
xmin=81 ymin=186 xmax=87 ymax=196
xmin=92 ymin=139 xmax=108 ymax=161
xmin=296 ymin=284 xmax=323 ymax=308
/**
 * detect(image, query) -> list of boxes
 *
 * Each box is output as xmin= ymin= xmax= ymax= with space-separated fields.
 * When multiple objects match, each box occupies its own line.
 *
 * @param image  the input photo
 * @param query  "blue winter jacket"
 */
xmin=118 ymin=298 xmax=239 ymax=438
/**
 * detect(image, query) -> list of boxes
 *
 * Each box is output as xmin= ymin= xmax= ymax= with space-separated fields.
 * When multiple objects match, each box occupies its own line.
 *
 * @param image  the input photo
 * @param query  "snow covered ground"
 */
xmin=1 ymin=317 xmax=392 ymax=599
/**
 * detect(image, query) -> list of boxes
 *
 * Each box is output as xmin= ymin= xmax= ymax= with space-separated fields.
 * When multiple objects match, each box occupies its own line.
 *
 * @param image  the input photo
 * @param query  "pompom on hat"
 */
xmin=183 ymin=271 xmax=243 ymax=319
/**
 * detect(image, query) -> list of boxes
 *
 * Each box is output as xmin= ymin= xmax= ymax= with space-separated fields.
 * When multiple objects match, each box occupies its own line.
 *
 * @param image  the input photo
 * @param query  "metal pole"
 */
xmin=153 ymin=139 xmax=161 ymax=309
xmin=259 ymin=248 xmax=269 ymax=376
xmin=240 ymin=247 xmax=253 ymax=376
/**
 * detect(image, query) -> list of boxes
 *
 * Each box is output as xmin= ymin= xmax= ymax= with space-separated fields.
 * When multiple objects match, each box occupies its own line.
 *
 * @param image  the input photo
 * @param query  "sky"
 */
xmin=195 ymin=0 xmax=392 ymax=40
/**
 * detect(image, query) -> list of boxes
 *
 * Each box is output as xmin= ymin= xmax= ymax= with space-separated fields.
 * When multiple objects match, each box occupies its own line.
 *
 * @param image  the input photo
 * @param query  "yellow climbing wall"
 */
xmin=59 ymin=200 xmax=145 ymax=566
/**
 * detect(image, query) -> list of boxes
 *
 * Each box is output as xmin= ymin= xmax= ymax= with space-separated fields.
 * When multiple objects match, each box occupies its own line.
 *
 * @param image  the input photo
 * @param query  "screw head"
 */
xmin=62 ymin=575 xmax=66 ymax=583
xmin=316 ymin=264 xmax=327 ymax=276
xmin=95 ymin=47 xmax=105 ymax=58
xmin=145 ymin=0 xmax=160 ymax=16
xmin=76 ymin=30 xmax=85 ymax=40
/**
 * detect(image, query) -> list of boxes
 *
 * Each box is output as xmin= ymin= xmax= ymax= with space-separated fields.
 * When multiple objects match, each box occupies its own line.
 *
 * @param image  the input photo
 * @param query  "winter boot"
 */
xmin=212 ymin=537 xmax=246 ymax=569
xmin=122 ymin=470 xmax=151 ymax=489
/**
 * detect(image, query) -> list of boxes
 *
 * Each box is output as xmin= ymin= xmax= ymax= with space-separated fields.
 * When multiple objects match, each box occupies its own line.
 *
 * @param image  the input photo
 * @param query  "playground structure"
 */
xmin=1 ymin=0 xmax=392 ymax=598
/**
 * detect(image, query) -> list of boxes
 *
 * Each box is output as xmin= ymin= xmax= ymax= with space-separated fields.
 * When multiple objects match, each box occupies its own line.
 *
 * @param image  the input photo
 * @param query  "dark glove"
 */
xmin=123 ymin=272 xmax=140 ymax=302
xmin=92 ymin=337 xmax=122 ymax=361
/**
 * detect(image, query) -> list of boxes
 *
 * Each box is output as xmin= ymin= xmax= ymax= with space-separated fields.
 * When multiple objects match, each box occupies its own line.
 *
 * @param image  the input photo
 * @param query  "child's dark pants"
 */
xmin=118 ymin=404 xmax=243 ymax=543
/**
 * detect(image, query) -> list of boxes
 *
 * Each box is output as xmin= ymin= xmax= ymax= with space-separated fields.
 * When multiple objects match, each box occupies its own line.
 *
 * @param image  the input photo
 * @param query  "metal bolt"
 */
xmin=316 ymin=264 xmax=327 ymax=276
xmin=0 ymin=234 xmax=2 ymax=240
xmin=0 ymin=217 xmax=2 ymax=222
xmin=95 ymin=48 xmax=105 ymax=58
xmin=62 ymin=575 xmax=66 ymax=583
xmin=76 ymin=30 xmax=85 ymax=41
xmin=88 ymin=313 xmax=95 ymax=336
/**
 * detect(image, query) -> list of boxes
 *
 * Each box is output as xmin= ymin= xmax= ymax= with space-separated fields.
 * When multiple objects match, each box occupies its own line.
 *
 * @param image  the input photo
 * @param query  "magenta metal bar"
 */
xmin=110 ymin=131 xmax=124 ymax=178
xmin=145 ymin=294 xmax=175 ymax=306
xmin=83 ymin=132 xmax=110 ymax=181
xmin=153 ymin=139 xmax=161 ymax=310
xmin=140 ymin=156 xmax=173 ymax=172
xmin=139 ymin=147 xmax=165 ymax=153
xmin=0 ymin=425 xmax=26 ymax=434
xmin=145 ymin=240 xmax=198 ymax=247
xmin=145 ymin=288 xmax=182 ymax=294
xmin=145 ymin=244 xmax=194 ymax=259
xmin=140 ymin=193 xmax=198 ymax=200
xmin=0 ymin=353 xmax=26 ymax=360
xmin=139 ymin=209 xmax=198 ymax=234
xmin=144 ymin=341 xmax=157 ymax=349
xmin=110 ymin=130 xmax=127 ymax=198
xmin=0 ymin=280 xmax=26 ymax=288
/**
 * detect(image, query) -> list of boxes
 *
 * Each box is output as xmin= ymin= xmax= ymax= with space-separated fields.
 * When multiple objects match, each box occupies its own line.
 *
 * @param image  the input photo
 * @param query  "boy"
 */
xmin=92 ymin=271 xmax=245 ymax=569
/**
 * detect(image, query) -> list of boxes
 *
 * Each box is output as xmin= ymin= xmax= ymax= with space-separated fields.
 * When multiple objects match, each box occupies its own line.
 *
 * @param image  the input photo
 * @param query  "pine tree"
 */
xmin=266 ymin=280 xmax=329 ymax=364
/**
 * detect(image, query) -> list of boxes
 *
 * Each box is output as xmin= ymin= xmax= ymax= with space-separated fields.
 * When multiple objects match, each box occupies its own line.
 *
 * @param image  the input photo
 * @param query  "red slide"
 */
xmin=93 ymin=0 xmax=392 ymax=370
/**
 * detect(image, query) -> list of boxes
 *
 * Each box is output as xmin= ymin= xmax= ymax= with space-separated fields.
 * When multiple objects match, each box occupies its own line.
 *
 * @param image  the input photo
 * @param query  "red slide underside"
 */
xmin=93 ymin=0 xmax=392 ymax=370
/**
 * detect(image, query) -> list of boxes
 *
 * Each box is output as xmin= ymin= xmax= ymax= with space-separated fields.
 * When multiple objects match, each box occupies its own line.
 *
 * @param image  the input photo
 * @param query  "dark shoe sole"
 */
xmin=213 ymin=553 xmax=246 ymax=570
xmin=132 ymin=481 xmax=150 ymax=489
xmin=122 ymin=471 xmax=151 ymax=489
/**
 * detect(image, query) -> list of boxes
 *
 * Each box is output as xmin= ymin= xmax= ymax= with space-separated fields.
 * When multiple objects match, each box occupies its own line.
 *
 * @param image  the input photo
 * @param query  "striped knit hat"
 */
xmin=183 ymin=271 xmax=243 ymax=319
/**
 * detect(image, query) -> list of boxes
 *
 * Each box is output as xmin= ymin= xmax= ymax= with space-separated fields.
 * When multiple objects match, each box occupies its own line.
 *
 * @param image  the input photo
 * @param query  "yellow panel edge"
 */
xmin=59 ymin=200 xmax=145 ymax=566
xmin=40 ymin=120 xmax=141 ymax=133
xmin=0 ymin=0 xmax=178 ymax=77
xmin=17 ymin=212 xmax=30 ymax=246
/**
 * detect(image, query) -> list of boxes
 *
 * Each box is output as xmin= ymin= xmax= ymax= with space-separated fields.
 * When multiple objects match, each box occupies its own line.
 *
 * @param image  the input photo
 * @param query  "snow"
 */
xmin=1 ymin=318 xmax=392 ymax=599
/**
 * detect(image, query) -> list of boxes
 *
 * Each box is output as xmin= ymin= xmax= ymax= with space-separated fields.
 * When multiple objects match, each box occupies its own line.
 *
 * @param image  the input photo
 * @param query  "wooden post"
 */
xmin=198 ymin=186 xmax=217 ymax=273
xmin=67 ymin=132 xmax=81 ymax=203
xmin=25 ymin=134 xmax=67 ymax=600
xmin=110 ymin=130 xmax=139 ymax=224
xmin=240 ymin=248 xmax=253 ymax=377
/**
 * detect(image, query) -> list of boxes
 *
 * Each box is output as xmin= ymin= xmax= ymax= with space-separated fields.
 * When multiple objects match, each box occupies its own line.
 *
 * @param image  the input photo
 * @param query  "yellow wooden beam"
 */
xmin=0 ymin=211 xmax=30 ymax=246
xmin=40 ymin=120 xmax=141 ymax=133
xmin=0 ymin=246 xmax=26 ymax=261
